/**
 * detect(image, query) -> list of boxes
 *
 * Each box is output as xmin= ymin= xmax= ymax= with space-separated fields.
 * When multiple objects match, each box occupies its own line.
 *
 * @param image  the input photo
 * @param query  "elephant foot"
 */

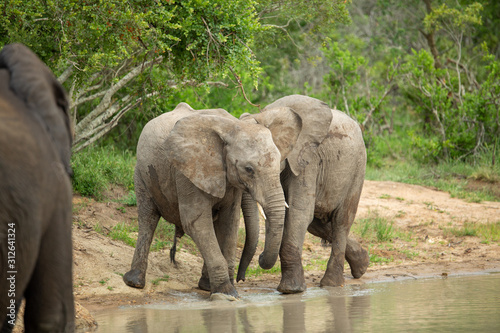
xmin=277 ymin=278 xmax=307 ymax=294
xmin=278 ymin=243 xmax=306 ymax=293
xmin=211 ymin=280 xmax=239 ymax=299
xmin=345 ymin=239 xmax=369 ymax=279
xmin=198 ymin=275 xmax=211 ymax=292
xmin=123 ymin=269 xmax=146 ymax=289
xmin=277 ymin=267 xmax=307 ymax=294
xmin=320 ymin=273 xmax=345 ymax=288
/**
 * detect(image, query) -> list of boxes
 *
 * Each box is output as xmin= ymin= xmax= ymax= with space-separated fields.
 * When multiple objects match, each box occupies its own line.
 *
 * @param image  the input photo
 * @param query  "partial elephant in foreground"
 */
xmin=123 ymin=103 xmax=286 ymax=299
xmin=0 ymin=44 xmax=74 ymax=332
xmin=239 ymin=95 xmax=369 ymax=293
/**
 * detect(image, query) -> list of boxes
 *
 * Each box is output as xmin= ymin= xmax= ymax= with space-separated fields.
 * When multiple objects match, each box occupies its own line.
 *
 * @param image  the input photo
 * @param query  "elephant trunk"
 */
xmin=237 ymin=191 xmax=260 ymax=282
xmin=258 ymin=187 xmax=286 ymax=270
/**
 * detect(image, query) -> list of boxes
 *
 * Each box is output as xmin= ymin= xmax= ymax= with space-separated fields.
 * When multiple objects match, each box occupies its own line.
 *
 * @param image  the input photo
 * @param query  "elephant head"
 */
xmin=165 ymin=114 xmax=286 ymax=269
xmin=244 ymin=95 xmax=333 ymax=175
xmin=0 ymin=43 xmax=72 ymax=176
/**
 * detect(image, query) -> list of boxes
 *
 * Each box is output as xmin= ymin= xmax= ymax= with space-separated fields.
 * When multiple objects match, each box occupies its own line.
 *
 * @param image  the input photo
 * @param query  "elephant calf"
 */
xmin=240 ymin=95 xmax=369 ymax=293
xmin=123 ymin=103 xmax=286 ymax=300
xmin=0 ymin=44 xmax=74 ymax=332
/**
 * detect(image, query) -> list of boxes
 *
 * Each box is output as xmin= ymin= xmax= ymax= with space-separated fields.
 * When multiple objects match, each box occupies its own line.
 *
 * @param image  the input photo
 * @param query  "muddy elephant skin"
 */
xmin=123 ymin=103 xmax=286 ymax=299
xmin=0 ymin=44 xmax=74 ymax=332
xmin=240 ymin=95 xmax=369 ymax=293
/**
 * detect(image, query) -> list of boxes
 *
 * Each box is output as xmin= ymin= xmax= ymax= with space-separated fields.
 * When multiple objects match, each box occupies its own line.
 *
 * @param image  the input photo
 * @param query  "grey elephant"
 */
xmin=0 ymin=44 xmax=74 ymax=332
xmin=239 ymin=95 xmax=369 ymax=293
xmin=123 ymin=103 xmax=286 ymax=299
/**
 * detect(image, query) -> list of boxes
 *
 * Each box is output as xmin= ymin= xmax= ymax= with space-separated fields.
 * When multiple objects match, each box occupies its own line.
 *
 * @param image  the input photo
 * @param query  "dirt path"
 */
xmin=69 ymin=180 xmax=500 ymax=329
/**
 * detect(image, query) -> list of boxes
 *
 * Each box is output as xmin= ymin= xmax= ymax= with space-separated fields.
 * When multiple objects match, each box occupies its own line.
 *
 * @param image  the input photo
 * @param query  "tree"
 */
xmin=0 ymin=1 xmax=352 ymax=152
xmin=401 ymin=1 xmax=500 ymax=161
xmin=0 ymin=0 xmax=261 ymax=151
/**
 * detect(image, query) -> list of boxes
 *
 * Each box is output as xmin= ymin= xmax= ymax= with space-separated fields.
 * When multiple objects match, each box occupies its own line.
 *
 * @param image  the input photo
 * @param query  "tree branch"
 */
xmin=57 ymin=65 xmax=74 ymax=84
xmin=74 ymin=56 xmax=162 ymax=135
xmin=229 ymin=66 xmax=260 ymax=109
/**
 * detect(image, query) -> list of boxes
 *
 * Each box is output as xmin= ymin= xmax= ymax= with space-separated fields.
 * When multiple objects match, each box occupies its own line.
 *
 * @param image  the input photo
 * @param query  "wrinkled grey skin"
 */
xmin=240 ymin=95 xmax=369 ymax=293
xmin=0 ymin=44 xmax=74 ymax=332
xmin=123 ymin=103 xmax=285 ymax=299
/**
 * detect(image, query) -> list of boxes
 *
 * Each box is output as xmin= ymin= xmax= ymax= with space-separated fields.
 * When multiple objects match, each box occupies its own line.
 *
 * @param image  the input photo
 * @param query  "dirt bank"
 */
xmin=70 ymin=180 xmax=500 ymax=324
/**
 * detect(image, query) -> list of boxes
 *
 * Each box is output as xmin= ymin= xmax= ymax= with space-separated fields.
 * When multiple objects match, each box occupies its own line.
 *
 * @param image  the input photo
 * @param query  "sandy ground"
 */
xmin=24 ymin=180 xmax=500 ymax=331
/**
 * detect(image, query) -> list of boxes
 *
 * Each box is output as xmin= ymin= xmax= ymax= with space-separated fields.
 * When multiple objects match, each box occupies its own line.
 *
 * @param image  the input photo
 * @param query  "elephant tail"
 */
xmin=169 ymin=225 xmax=185 ymax=267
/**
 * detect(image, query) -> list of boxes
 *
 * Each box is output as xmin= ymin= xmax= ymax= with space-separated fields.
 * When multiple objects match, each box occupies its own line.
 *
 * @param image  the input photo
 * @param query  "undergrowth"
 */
xmin=71 ymin=146 xmax=135 ymax=200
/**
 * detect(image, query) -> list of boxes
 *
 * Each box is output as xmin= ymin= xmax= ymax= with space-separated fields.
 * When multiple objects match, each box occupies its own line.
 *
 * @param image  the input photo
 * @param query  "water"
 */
xmin=91 ymin=273 xmax=500 ymax=332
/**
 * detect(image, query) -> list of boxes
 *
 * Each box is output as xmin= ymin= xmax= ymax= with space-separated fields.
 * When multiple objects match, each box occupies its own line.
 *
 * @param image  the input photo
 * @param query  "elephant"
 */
xmin=238 ymin=95 xmax=369 ymax=293
xmin=0 ymin=44 xmax=74 ymax=332
xmin=123 ymin=102 xmax=286 ymax=299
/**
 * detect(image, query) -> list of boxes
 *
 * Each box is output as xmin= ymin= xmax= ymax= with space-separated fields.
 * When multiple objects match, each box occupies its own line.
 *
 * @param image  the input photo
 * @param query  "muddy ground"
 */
xmin=67 ymin=180 xmax=500 ymax=330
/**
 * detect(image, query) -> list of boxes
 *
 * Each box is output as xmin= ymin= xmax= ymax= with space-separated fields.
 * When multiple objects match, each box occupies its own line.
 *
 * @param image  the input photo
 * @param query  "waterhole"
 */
xmin=91 ymin=273 xmax=500 ymax=332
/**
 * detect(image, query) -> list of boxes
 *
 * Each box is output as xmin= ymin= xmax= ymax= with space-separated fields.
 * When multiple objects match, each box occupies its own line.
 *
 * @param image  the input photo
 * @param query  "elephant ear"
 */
xmin=0 ymin=43 xmax=72 ymax=175
xmin=262 ymin=95 xmax=333 ymax=176
xmin=165 ymin=114 xmax=238 ymax=198
xmin=249 ymin=107 xmax=300 ymax=163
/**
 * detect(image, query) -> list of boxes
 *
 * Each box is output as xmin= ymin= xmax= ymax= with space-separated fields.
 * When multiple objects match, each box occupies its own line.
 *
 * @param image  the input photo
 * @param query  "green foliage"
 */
xmin=150 ymin=218 xmax=175 ymax=252
xmin=238 ymin=264 xmax=281 ymax=278
xmin=151 ymin=275 xmax=170 ymax=286
xmin=400 ymin=2 xmax=500 ymax=162
xmin=0 ymin=0 xmax=262 ymax=83
xmin=443 ymin=221 xmax=500 ymax=242
xmin=320 ymin=32 xmax=400 ymax=155
xmin=365 ymin=150 xmax=500 ymax=203
xmin=354 ymin=213 xmax=395 ymax=242
xmin=108 ymin=222 xmax=138 ymax=247
xmin=423 ymin=2 xmax=483 ymax=34
xmin=369 ymin=253 xmax=394 ymax=264
xmin=71 ymin=146 xmax=135 ymax=200
xmin=119 ymin=191 xmax=137 ymax=207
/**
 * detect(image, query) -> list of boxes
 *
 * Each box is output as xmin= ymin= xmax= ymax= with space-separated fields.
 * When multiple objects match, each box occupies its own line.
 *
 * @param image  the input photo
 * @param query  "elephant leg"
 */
xmin=320 ymin=221 xmax=348 ymax=287
xmin=124 ymin=184 xmax=160 ymax=289
xmin=177 ymin=175 xmax=238 ymax=299
xmin=278 ymin=168 xmax=317 ymax=294
xmin=23 ymin=209 xmax=74 ymax=333
xmin=345 ymin=238 xmax=369 ymax=279
xmin=198 ymin=197 xmax=241 ymax=291
xmin=321 ymin=193 xmax=361 ymax=287
xmin=216 ymin=193 xmax=242 ymax=285
xmin=307 ymin=219 xmax=369 ymax=278
xmin=198 ymin=263 xmax=211 ymax=291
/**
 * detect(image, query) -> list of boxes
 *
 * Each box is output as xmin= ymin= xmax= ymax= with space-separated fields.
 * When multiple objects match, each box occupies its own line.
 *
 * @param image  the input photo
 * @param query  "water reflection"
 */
xmin=91 ymin=273 xmax=500 ymax=333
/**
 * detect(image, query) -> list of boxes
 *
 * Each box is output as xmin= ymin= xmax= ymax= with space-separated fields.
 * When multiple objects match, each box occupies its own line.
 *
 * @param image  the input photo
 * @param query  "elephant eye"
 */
xmin=245 ymin=166 xmax=254 ymax=175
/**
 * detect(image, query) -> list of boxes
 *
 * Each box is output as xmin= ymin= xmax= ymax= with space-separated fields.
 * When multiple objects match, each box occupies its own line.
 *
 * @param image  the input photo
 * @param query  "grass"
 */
xmin=150 ymin=218 xmax=176 ymax=252
xmin=108 ymin=222 xmax=138 ymax=247
xmin=443 ymin=221 xmax=500 ymax=243
xmin=99 ymin=278 xmax=109 ymax=285
xmin=238 ymin=264 xmax=282 ymax=278
xmin=365 ymin=125 xmax=500 ymax=203
xmin=71 ymin=145 xmax=136 ymax=200
xmin=366 ymin=158 xmax=500 ymax=203
xmin=151 ymin=275 xmax=170 ymax=286
xmin=304 ymin=259 xmax=328 ymax=271
xmin=352 ymin=211 xmax=416 ymax=265
xmin=369 ymin=253 xmax=394 ymax=264
xmin=118 ymin=190 xmax=137 ymax=206
xmin=353 ymin=213 xmax=396 ymax=242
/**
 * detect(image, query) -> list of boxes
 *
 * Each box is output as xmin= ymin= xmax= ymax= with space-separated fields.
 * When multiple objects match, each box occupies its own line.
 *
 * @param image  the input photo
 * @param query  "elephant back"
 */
xmin=0 ymin=43 xmax=72 ymax=175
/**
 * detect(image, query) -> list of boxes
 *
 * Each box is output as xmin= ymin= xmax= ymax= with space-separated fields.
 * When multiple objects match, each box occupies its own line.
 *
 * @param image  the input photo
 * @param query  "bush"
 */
xmin=71 ymin=146 xmax=136 ymax=200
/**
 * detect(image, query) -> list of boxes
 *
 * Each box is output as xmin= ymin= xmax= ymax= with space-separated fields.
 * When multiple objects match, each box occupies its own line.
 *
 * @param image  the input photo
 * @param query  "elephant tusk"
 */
xmin=258 ymin=203 xmax=267 ymax=220
xmin=285 ymin=201 xmax=289 ymax=209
